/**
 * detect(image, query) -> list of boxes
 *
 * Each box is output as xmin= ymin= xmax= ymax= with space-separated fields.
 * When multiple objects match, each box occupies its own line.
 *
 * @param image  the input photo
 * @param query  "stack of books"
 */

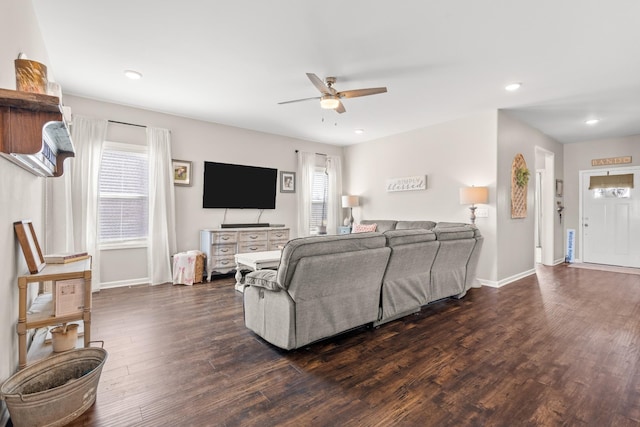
xmin=44 ymin=252 xmax=89 ymax=264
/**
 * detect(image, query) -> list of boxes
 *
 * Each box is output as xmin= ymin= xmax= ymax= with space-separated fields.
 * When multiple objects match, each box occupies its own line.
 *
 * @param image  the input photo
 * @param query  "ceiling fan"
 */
xmin=278 ymin=73 xmax=387 ymax=114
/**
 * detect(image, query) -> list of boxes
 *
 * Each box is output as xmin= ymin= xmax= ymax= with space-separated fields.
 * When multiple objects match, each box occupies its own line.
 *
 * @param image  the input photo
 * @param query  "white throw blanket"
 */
xmin=172 ymin=250 xmax=203 ymax=286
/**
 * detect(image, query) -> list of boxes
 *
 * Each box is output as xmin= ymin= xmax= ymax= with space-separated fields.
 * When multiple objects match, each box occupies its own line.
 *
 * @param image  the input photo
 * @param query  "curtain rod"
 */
xmin=108 ymin=119 xmax=146 ymax=128
xmin=294 ymin=150 xmax=327 ymax=156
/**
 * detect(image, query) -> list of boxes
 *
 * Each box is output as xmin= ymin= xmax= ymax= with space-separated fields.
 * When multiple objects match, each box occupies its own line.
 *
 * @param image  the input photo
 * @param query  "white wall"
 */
xmin=496 ymin=111 xmax=564 ymax=282
xmin=563 ymin=134 xmax=640 ymax=260
xmin=64 ymin=95 xmax=343 ymax=287
xmin=344 ymin=111 xmax=498 ymax=283
xmin=0 ymin=0 xmax=51 ymax=410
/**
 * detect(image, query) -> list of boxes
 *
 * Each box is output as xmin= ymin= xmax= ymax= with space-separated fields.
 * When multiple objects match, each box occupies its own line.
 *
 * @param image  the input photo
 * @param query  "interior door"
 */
xmin=582 ymin=168 xmax=640 ymax=267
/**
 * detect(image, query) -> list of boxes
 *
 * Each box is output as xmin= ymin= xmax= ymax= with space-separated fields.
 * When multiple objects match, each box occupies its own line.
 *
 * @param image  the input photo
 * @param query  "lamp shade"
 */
xmin=341 ymin=195 xmax=360 ymax=208
xmin=459 ymin=186 xmax=488 ymax=205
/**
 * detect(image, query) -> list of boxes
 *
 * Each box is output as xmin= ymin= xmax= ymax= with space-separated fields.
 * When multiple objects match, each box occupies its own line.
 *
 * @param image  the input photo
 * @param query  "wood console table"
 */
xmin=16 ymin=257 xmax=92 ymax=369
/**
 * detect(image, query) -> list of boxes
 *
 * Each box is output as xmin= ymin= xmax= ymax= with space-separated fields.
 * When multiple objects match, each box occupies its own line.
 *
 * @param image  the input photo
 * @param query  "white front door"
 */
xmin=581 ymin=167 xmax=640 ymax=268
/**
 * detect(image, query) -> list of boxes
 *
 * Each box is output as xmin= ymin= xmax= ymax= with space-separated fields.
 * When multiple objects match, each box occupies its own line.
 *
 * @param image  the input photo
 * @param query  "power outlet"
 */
xmin=476 ymin=208 xmax=489 ymax=218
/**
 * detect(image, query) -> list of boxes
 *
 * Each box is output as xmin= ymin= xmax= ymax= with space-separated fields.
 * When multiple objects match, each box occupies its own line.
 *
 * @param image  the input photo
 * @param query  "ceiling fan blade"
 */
xmin=278 ymin=96 xmax=320 ymax=105
xmin=338 ymin=87 xmax=387 ymax=99
xmin=335 ymin=100 xmax=346 ymax=114
xmin=306 ymin=73 xmax=331 ymax=95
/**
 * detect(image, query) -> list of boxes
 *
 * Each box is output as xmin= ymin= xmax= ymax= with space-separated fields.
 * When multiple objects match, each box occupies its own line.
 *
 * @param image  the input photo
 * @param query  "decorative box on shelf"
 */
xmin=338 ymin=226 xmax=352 ymax=235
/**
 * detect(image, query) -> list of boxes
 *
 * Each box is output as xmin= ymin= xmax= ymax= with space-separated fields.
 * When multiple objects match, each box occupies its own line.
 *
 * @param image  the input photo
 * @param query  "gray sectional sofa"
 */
xmin=242 ymin=220 xmax=483 ymax=350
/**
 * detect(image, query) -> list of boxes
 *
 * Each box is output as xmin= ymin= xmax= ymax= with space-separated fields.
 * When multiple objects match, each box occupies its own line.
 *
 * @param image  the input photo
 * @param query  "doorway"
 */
xmin=580 ymin=166 xmax=640 ymax=268
xmin=534 ymin=147 xmax=555 ymax=266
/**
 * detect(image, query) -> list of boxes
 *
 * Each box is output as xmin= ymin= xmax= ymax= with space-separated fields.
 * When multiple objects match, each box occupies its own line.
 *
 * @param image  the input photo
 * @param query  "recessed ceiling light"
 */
xmin=505 ymin=82 xmax=522 ymax=92
xmin=585 ymin=119 xmax=600 ymax=125
xmin=124 ymin=70 xmax=143 ymax=80
xmin=354 ymin=129 xmax=364 ymax=134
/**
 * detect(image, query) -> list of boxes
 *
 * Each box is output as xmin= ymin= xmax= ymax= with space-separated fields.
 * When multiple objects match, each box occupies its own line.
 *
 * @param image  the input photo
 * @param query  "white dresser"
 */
xmin=199 ymin=227 xmax=290 ymax=281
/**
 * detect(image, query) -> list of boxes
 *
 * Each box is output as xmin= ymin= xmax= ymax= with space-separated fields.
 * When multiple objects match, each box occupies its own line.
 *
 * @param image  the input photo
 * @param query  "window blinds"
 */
xmin=588 ymin=173 xmax=634 ymax=189
xmin=98 ymin=148 xmax=149 ymax=242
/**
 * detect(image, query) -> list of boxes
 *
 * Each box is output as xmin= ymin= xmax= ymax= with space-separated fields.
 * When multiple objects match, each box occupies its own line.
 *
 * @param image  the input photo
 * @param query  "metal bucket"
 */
xmin=0 ymin=347 xmax=107 ymax=427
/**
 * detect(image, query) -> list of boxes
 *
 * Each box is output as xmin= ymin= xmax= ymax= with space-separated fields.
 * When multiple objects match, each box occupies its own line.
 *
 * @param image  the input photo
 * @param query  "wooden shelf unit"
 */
xmin=17 ymin=257 xmax=92 ymax=369
xmin=0 ymin=88 xmax=74 ymax=177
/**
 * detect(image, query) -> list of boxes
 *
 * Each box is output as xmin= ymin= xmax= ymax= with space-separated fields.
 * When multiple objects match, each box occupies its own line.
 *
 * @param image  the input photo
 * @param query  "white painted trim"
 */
xmin=553 ymin=258 xmax=565 ymax=266
xmin=478 ymin=268 xmax=536 ymax=288
xmin=535 ymin=146 xmax=555 ymax=266
xmin=99 ymin=277 xmax=150 ymax=289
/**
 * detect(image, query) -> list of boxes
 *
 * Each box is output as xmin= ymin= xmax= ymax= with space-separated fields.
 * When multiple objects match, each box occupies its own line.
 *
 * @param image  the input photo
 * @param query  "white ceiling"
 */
xmin=31 ymin=0 xmax=640 ymax=146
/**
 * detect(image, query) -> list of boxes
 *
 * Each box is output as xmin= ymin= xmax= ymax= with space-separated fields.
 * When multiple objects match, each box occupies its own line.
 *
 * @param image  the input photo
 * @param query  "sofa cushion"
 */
xmin=277 ymin=233 xmax=387 ymax=290
xmin=383 ymin=229 xmax=436 ymax=246
xmin=435 ymin=222 xmax=468 ymax=228
xmin=245 ymin=269 xmax=281 ymax=291
xmin=434 ymin=226 xmax=475 ymax=241
xmin=361 ymin=220 xmax=397 ymax=232
xmin=353 ymin=223 xmax=377 ymax=233
xmin=396 ymin=220 xmax=437 ymax=230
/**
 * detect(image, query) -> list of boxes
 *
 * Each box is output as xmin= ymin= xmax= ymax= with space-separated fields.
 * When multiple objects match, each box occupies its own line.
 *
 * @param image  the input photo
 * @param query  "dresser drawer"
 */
xmin=238 ymin=230 xmax=269 ymax=243
xmin=210 ymin=256 xmax=236 ymax=271
xmin=212 ymin=244 xmax=236 ymax=257
xmin=211 ymin=231 xmax=238 ymax=244
xmin=268 ymin=229 xmax=289 ymax=240
xmin=268 ymin=239 xmax=289 ymax=250
xmin=238 ymin=242 xmax=269 ymax=253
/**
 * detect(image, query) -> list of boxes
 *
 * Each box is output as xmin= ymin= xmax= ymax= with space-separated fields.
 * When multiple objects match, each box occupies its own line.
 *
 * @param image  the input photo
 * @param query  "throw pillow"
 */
xmin=352 ymin=223 xmax=377 ymax=233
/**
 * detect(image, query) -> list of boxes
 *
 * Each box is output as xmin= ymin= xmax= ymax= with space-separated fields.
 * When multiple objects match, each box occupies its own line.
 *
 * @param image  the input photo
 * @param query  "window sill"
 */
xmin=100 ymin=240 xmax=148 ymax=251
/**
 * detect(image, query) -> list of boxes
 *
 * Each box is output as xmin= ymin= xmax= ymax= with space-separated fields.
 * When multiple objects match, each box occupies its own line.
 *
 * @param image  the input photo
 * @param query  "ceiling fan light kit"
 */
xmin=320 ymin=95 xmax=340 ymax=109
xmin=279 ymin=73 xmax=387 ymax=114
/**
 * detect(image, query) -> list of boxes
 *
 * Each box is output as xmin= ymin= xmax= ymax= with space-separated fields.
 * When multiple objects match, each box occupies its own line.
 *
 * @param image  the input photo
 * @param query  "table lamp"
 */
xmin=459 ymin=186 xmax=488 ymax=224
xmin=341 ymin=195 xmax=360 ymax=227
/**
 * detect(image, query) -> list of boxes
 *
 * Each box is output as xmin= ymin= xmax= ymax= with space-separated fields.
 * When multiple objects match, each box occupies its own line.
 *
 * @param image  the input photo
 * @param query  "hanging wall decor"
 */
xmin=511 ymin=153 xmax=529 ymax=218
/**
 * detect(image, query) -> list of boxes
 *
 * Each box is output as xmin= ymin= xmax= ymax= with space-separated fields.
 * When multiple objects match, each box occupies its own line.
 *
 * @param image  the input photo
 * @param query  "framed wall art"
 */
xmin=172 ymin=159 xmax=192 ymax=186
xmin=280 ymin=171 xmax=296 ymax=193
xmin=14 ymin=220 xmax=45 ymax=273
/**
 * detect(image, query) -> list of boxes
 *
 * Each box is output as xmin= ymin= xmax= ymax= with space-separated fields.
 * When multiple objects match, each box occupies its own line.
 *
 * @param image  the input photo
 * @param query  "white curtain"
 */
xmin=47 ymin=115 xmax=107 ymax=291
xmin=296 ymin=152 xmax=343 ymax=237
xmin=147 ymin=127 xmax=177 ymax=285
xmin=296 ymin=151 xmax=315 ymax=237
xmin=325 ymin=155 xmax=343 ymax=235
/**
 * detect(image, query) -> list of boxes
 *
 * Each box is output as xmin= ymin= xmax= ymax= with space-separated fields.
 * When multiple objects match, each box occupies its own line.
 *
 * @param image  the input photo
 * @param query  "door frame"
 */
xmin=535 ymin=146 xmax=555 ymax=266
xmin=578 ymin=165 xmax=640 ymax=265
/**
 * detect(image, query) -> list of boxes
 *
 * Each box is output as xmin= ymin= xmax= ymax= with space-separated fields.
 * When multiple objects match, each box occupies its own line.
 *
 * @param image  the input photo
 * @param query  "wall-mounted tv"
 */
xmin=203 ymin=161 xmax=278 ymax=209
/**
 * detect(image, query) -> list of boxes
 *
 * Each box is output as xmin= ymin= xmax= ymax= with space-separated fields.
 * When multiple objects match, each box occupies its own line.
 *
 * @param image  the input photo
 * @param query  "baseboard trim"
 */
xmin=478 ymin=268 xmax=536 ymax=288
xmin=99 ymin=277 xmax=150 ymax=289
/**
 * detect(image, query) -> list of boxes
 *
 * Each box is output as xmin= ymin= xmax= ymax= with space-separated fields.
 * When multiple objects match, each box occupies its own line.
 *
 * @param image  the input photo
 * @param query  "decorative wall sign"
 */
xmin=591 ymin=156 xmax=632 ymax=167
xmin=511 ymin=154 xmax=528 ymax=218
xmin=386 ymin=175 xmax=426 ymax=192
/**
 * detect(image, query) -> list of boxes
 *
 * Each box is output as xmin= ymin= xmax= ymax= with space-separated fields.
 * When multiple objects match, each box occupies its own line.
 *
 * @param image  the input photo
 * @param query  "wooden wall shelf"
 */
xmin=0 ymin=88 xmax=74 ymax=177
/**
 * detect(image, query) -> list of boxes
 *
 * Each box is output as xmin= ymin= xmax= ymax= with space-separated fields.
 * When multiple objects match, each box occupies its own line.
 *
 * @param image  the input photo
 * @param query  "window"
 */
xmin=98 ymin=142 xmax=149 ymax=245
xmin=310 ymin=168 xmax=328 ymax=234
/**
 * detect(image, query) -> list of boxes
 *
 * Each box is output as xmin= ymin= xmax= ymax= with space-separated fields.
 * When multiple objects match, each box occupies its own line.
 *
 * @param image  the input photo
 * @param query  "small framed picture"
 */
xmin=14 ymin=220 xmax=45 ymax=274
xmin=172 ymin=159 xmax=192 ymax=186
xmin=556 ymin=179 xmax=564 ymax=197
xmin=280 ymin=171 xmax=296 ymax=193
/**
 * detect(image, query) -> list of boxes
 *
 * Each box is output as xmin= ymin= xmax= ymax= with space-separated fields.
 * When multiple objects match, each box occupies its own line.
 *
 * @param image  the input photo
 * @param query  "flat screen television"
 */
xmin=203 ymin=161 xmax=278 ymax=209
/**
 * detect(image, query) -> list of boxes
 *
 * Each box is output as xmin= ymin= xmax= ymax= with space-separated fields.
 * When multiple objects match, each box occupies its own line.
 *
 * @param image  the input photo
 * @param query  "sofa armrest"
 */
xmin=245 ymin=269 xmax=282 ymax=291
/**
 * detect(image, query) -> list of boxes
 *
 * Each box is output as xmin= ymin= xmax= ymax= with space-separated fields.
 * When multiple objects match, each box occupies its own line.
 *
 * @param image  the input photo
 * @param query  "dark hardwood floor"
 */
xmin=60 ymin=264 xmax=640 ymax=427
